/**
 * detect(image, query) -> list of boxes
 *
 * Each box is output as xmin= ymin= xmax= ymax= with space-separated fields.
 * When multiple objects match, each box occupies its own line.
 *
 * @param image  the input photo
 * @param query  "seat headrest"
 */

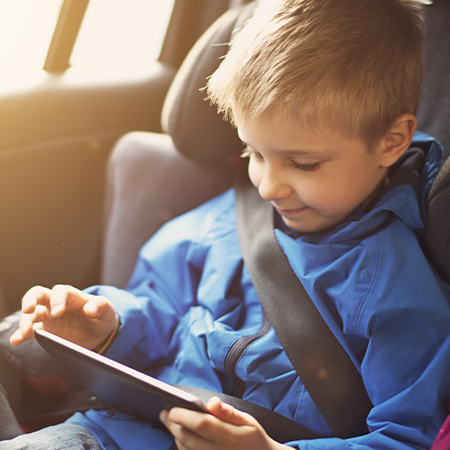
xmin=161 ymin=3 xmax=256 ymax=165
xmin=424 ymin=155 xmax=450 ymax=284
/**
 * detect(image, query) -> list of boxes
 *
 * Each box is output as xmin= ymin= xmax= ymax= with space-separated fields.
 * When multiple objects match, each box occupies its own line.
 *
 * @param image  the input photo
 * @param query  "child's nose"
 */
xmin=258 ymin=172 xmax=292 ymax=201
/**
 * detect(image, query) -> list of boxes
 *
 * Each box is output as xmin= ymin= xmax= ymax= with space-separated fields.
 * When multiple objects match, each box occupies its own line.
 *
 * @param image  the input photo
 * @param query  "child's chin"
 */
xmin=282 ymin=215 xmax=338 ymax=235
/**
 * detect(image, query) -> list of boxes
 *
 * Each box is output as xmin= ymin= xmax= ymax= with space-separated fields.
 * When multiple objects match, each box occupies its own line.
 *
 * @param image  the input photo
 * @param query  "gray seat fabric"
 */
xmin=425 ymin=156 xmax=450 ymax=284
xmin=417 ymin=0 xmax=450 ymax=162
xmin=100 ymin=5 xmax=256 ymax=287
xmin=419 ymin=0 xmax=450 ymax=285
xmin=161 ymin=3 xmax=255 ymax=163
xmin=101 ymin=132 xmax=232 ymax=288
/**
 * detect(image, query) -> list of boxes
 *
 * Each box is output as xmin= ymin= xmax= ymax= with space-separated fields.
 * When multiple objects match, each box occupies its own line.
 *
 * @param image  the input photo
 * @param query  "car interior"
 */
xmin=0 ymin=0 xmax=251 ymax=317
xmin=0 ymin=0 xmax=449 ymax=441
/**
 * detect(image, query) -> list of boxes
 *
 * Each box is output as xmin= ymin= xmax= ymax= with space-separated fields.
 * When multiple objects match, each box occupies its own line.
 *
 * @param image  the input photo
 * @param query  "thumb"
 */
xmin=207 ymin=397 xmax=253 ymax=426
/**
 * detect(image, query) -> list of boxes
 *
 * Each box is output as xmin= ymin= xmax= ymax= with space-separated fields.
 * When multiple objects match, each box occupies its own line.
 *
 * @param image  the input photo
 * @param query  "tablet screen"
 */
xmin=34 ymin=328 xmax=207 ymax=425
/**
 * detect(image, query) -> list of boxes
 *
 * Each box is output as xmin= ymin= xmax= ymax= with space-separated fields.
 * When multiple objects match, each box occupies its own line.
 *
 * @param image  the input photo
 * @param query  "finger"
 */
xmin=21 ymin=312 xmax=38 ymax=340
xmin=166 ymin=407 xmax=237 ymax=444
xmin=51 ymin=285 xmax=115 ymax=323
xmin=49 ymin=284 xmax=83 ymax=317
xmin=174 ymin=439 xmax=190 ymax=450
xmin=10 ymin=312 xmax=38 ymax=345
xmin=207 ymin=397 xmax=255 ymax=427
xmin=33 ymin=304 xmax=50 ymax=323
xmin=161 ymin=410 xmax=211 ymax=450
xmin=21 ymin=286 xmax=52 ymax=314
xmin=10 ymin=328 xmax=24 ymax=346
xmin=82 ymin=296 xmax=116 ymax=322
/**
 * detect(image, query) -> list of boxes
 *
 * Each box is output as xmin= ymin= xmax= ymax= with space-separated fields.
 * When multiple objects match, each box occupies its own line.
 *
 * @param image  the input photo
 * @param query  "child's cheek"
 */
xmin=248 ymin=158 xmax=263 ymax=188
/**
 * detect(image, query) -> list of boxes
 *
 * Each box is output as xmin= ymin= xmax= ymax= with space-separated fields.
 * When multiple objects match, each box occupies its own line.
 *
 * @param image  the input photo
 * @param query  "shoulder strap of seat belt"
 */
xmin=234 ymin=175 xmax=372 ymax=438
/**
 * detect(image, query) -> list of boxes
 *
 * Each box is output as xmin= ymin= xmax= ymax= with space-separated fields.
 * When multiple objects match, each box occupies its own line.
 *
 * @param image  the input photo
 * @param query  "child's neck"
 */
xmin=361 ymin=173 xmax=390 ymax=212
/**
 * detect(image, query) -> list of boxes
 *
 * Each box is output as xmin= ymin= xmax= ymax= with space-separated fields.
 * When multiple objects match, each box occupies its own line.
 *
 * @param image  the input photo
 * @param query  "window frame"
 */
xmin=44 ymin=0 xmax=89 ymax=72
xmin=43 ymin=0 xmax=233 ymax=73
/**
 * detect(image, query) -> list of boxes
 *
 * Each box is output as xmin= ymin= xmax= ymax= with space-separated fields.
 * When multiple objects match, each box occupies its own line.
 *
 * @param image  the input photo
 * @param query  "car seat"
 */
xmin=101 ymin=0 xmax=450 ymax=288
xmin=100 ymin=3 xmax=255 ymax=288
xmin=0 ymin=0 xmax=449 ymax=436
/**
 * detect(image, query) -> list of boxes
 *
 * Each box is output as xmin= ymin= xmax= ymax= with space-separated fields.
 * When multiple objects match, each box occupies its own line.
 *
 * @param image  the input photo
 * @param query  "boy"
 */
xmin=3 ymin=0 xmax=450 ymax=449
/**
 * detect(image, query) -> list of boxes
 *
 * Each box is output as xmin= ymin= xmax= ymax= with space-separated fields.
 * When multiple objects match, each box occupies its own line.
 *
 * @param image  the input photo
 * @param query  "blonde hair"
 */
xmin=207 ymin=0 xmax=425 ymax=151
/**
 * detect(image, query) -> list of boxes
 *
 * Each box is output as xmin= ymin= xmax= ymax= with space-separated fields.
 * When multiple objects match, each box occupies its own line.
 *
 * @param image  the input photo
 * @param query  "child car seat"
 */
xmin=101 ymin=3 xmax=256 ymax=287
xmin=0 ymin=0 xmax=449 ymax=435
xmin=416 ymin=0 xmax=450 ymax=286
xmin=102 ymin=0 xmax=450 ymax=288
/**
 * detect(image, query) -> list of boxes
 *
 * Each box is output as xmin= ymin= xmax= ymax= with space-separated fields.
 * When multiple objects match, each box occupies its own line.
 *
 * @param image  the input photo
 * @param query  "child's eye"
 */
xmin=290 ymin=161 xmax=323 ymax=172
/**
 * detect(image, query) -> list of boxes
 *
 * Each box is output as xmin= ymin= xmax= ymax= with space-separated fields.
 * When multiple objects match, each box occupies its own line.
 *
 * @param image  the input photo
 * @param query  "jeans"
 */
xmin=0 ymin=423 xmax=104 ymax=450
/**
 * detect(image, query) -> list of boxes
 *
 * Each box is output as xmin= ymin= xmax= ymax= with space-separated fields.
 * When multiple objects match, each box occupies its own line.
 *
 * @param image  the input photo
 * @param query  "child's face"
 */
xmin=237 ymin=114 xmax=389 ymax=234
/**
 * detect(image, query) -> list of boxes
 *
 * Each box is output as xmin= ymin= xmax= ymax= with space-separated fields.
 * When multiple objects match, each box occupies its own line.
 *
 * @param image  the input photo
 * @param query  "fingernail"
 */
xmin=85 ymin=303 xmax=99 ymax=315
xmin=160 ymin=410 xmax=168 ymax=423
xmin=52 ymin=306 xmax=63 ymax=316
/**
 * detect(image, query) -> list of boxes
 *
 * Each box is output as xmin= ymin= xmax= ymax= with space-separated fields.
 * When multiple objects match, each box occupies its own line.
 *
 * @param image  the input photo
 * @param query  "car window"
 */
xmin=70 ymin=0 xmax=176 ymax=66
xmin=0 ymin=0 xmax=63 ymax=74
xmin=0 ymin=0 xmax=176 ymax=75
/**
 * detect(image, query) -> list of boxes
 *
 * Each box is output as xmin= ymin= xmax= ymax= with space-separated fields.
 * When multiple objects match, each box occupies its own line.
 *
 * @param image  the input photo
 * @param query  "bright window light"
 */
xmin=0 ymin=0 xmax=63 ymax=74
xmin=70 ymin=0 xmax=176 ymax=66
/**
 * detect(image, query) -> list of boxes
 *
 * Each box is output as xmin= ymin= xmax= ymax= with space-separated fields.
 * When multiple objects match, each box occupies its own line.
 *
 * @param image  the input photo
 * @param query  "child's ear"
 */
xmin=380 ymin=114 xmax=417 ymax=168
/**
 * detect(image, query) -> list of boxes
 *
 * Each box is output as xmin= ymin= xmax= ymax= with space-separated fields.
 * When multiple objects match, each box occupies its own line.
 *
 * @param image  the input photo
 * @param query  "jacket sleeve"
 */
xmin=85 ymin=194 xmax=229 ymax=372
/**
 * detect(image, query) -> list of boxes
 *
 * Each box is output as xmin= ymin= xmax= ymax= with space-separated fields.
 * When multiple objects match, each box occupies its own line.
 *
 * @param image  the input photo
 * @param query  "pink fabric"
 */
xmin=432 ymin=415 xmax=450 ymax=450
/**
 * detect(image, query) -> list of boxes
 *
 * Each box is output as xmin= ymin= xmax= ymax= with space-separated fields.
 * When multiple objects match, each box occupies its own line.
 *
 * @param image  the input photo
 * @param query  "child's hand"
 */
xmin=9 ymin=284 xmax=118 ymax=351
xmin=160 ymin=396 xmax=288 ymax=450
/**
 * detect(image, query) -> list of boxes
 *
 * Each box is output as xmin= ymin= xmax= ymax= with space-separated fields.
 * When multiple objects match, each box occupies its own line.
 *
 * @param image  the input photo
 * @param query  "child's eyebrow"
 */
xmin=275 ymin=148 xmax=331 ymax=157
xmin=244 ymin=142 xmax=332 ymax=158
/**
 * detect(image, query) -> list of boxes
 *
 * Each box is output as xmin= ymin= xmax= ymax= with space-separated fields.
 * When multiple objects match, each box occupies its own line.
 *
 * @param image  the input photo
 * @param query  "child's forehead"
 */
xmin=237 ymin=107 xmax=339 ymax=137
xmin=235 ymin=103 xmax=338 ymax=132
xmin=236 ymin=112 xmax=367 ymax=156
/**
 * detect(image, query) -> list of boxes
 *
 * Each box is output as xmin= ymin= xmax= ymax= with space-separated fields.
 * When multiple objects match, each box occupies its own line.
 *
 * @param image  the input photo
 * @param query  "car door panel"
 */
xmin=0 ymin=62 xmax=175 ymax=311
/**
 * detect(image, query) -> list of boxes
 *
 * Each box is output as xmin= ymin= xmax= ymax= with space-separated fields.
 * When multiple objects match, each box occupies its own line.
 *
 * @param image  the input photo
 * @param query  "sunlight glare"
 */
xmin=0 ymin=0 xmax=63 ymax=74
xmin=70 ymin=0 xmax=176 ymax=66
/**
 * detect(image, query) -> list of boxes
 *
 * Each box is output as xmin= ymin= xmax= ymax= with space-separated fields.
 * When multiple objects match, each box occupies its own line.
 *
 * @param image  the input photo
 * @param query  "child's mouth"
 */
xmin=275 ymin=207 xmax=309 ymax=217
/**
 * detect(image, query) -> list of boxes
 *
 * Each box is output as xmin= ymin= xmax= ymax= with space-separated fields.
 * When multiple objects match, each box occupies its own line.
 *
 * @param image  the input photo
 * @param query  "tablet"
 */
xmin=34 ymin=328 xmax=208 ymax=424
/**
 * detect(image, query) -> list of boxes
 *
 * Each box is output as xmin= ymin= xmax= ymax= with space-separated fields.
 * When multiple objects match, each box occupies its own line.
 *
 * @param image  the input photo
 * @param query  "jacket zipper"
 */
xmin=223 ymin=312 xmax=271 ymax=398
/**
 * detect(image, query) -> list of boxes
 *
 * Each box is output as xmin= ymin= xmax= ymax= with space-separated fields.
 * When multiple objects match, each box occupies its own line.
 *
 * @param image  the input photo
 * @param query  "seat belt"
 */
xmin=234 ymin=175 xmax=373 ymax=438
xmin=178 ymin=385 xmax=319 ymax=443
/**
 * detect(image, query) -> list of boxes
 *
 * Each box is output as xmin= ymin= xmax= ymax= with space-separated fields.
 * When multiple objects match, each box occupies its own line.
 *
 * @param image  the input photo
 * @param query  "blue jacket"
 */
xmin=69 ymin=132 xmax=450 ymax=450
